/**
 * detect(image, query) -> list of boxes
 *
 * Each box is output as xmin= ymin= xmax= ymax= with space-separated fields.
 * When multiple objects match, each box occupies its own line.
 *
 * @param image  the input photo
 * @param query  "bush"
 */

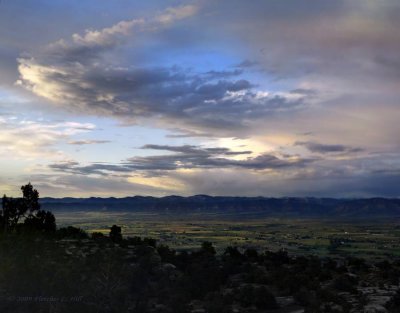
xmin=237 ymin=285 xmax=277 ymax=309
xmin=332 ymin=274 xmax=358 ymax=293
xmin=57 ymin=226 xmax=88 ymax=239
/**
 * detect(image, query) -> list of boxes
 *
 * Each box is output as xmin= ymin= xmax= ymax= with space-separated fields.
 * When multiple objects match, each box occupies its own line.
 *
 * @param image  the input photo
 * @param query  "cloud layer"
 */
xmin=49 ymin=144 xmax=311 ymax=175
xmin=0 ymin=1 xmax=399 ymax=197
xmin=16 ymin=4 xmax=308 ymax=136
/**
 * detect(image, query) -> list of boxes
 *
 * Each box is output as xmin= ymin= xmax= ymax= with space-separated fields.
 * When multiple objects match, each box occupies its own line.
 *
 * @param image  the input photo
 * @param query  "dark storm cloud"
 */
xmin=295 ymin=141 xmax=364 ymax=154
xmin=141 ymin=144 xmax=252 ymax=156
xmin=49 ymin=144 xmax=312 ymax=176
xmin=18 ymin=55 xmax=304 ymax=131
xmin=127 ymin=153 xmax=306 ymax=171
xmin=131 ymin=144 xmax=312 ymax=171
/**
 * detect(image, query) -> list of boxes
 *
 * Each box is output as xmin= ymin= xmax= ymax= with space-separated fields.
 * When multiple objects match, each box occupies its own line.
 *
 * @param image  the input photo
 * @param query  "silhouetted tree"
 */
xmin=109 ymin=225 xmax=122 ymax=242
xmin=1 ymin=183 xmax=56 ymax=233
xmin=23 ymin=210 xmax=56 ymax=233
xmin=157 ymin=244 xmax=176 ymax=263
xmin=1 ymin=195 xmax=21 ymax=232
xmin=57 ymin=226 xmax=88 ymax=239
xmin=143 ymin=237 xmax=157 ymax=248
xmin=244 ymin=247 xmax=259 ymax=261
xmin=20 ymin=183 xmax=40 ymax=213
xmin=223 ymin=246 xmax=242 ymax=259
xmin=91 ymin=231 xmax=105 ymax=240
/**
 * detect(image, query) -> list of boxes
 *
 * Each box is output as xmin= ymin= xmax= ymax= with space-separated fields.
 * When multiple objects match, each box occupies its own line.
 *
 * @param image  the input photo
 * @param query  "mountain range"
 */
xmin=38 ymin=196 xmax=400 ymax=218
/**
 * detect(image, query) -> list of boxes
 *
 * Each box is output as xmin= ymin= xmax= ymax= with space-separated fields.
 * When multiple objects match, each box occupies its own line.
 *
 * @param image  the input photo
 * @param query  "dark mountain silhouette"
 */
xmin=34 ymin=196 xmax=400 ymax=218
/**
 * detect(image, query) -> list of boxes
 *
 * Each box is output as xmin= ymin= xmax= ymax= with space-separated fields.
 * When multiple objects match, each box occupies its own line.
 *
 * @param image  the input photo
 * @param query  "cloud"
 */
xmin=290 ymin=89 xmax=317 ymax=96
xmin=141 ymin=144 xmax=252 ymax=156
xmin=43 ymin=141 xmax=400 ymax=197
xmin=49 ymin=161 xmax=131 ymax=176
xmin=68 ymin=140 xmax=110 ymax=145
xmin=0 ymin=117 xmax=96 ymax=159
xmin=15 ymin=4 xmax=309 ymax=136
xmin=49 ymin=4 xmax=198 ymax=53
xmin=42 ymin=155 xmax=400 ymax=197
xmin=3 ymin=0 xmax=400 ymax=197
xmin=129 ymin=144 xmax=312 ymax=172
xmin=235 ymin=60 xmax=258 ymax=68
xmin=155 ymin=4 xmax=198 ymax=25
xmin=17 ymin=57 xmax=305 ymax=134
xmin=49 ymin=144 xmax=312 ymax=177
xmin=165 ymin=129 xmax=215 ymax=138
xmin=203 ymin=69 xmax=243 ymax=79
xmin=295 ymin=141 xmax=363 ymax=154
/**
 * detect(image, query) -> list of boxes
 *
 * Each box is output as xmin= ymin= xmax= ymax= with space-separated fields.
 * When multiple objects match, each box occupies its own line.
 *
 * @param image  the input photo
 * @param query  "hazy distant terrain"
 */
xmin=40 ymin=196 xmax=400 ymax=217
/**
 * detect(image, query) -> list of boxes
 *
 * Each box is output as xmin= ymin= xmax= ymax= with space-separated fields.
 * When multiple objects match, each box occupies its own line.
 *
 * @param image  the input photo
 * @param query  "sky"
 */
xmin=0 ymin=0 xmax=400 ymax=197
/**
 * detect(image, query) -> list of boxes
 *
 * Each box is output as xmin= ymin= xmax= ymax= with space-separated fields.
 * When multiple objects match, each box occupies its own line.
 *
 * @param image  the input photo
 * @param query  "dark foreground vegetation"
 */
xmin=1 ymin=185 xmax=400 ymax=313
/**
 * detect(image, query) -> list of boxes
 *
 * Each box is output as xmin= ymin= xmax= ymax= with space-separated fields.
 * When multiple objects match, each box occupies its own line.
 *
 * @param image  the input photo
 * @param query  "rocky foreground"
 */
xmin=1 ymin=229 xmax=400 ymax=313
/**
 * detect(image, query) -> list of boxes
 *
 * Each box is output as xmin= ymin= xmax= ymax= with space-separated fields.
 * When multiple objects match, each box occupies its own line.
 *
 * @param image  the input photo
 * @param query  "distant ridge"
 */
xmin=36 ymin=196 xmax=400 ymax=218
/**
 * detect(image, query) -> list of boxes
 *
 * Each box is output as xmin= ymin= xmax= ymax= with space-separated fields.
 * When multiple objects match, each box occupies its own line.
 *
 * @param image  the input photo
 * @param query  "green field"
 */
xmin=56 ymin=210 xmax=400 ymax=259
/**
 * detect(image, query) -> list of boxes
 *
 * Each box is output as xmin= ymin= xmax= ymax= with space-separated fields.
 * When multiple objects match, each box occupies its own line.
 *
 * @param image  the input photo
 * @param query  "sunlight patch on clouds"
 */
xmin=16 ymin=60 xmax=71 ymax=103
xmin=215 ymin=137 xmax=282 ymax=159
xmin=127 ymin=175 xmax=185 ymax=192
